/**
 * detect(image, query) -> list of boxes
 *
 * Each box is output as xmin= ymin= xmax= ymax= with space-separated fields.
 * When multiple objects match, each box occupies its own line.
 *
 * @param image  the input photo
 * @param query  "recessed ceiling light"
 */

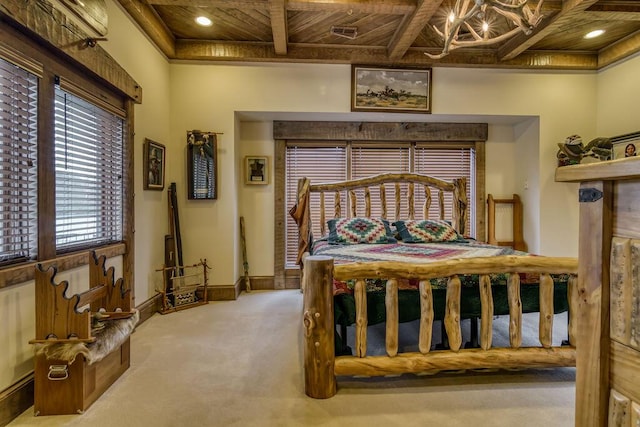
xmin=195 ymin=16 xmax=212 ymax=27
xmin=584 ymin=29 xmax=605 ymax=39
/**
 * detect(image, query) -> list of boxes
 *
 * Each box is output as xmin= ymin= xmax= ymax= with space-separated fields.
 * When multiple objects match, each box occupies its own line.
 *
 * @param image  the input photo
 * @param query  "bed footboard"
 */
xmin=302 ymin=255 xmax=578 ymax=399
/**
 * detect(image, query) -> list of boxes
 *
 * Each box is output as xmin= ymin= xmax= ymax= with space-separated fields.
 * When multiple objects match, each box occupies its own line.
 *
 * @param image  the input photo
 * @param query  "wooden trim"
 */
xmin=0 ymin=244 xmax=126 ymax=289
xmin=0 ymin=0 xmax=142 ymax=102
xmin=136 ymin=293 xmax=163 ymax=325
xmin=274 ymin=139 xmax=287 ymax=289
xmin=273 ymin=121 xmax=488 ymax=142
xmin=248 ymin=276 xmax=276 ymax=290
xmin=209 ymin=283 xmax=240 ymax=301
xmin=123 ymin=100 xmax=136 ymax=305
xmin=0 ymin=373 xmax=34 ymax=426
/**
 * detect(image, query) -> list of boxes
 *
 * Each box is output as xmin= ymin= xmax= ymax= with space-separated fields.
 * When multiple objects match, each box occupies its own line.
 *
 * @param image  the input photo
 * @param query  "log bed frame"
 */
xmin=295 ymin=173 xmax=579 ymax=398
xmin=29 ymin=252 xmax=136 ymax=415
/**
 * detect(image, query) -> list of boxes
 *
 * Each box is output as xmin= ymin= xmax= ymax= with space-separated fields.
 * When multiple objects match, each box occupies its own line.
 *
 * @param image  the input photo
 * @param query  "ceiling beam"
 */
xmin=117 ymin=0 xmax=176 ymax=58
xmin=270 ymin=0 xmax=288 ymax=55
xmin=587 ymin=11 xmax=640 ymax=20
xmin=174 ymin=40 xmax=598 ymax=69
xmin=147 ymin=0 xmax=270 ymax=8
xmin=498 ymin=0 xmax=600 ymax=61
xmin=287 ymin=0 xmax=415 ymax=14
xmin=387 ymin=0 xmax=443 ymax=61
xmin=598 ymin=29 xmax=640 ymax=68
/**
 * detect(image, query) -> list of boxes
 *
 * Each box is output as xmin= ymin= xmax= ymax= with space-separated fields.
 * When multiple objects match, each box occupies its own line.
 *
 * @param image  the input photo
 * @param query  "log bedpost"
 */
xmin=303 ymin=255 xmax=337 ymax=399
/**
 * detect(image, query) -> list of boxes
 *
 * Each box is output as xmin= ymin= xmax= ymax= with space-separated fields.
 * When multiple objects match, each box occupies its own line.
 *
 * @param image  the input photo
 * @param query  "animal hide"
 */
xmin=33 ymin=310 xmax=139 ymax=365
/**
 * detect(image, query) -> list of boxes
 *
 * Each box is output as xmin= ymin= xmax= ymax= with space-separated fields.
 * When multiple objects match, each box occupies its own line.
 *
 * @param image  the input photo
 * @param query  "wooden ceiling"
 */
xmin=116 ymin=0 xmax=640 ymax=70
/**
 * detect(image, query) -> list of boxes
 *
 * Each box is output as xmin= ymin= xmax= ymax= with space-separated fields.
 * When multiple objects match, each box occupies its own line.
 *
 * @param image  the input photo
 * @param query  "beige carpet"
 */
xmin=10 ymin=290 xmax=575 ymax=427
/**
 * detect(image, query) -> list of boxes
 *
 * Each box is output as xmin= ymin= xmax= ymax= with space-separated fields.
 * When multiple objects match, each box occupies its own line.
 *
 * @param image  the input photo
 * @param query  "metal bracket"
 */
xmin=579 ymin=188 xmax=603 ymax=203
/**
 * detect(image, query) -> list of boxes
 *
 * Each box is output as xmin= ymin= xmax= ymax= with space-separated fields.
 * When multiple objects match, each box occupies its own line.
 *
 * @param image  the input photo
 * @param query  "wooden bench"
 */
xmin=29 ymin=252 xmax=138 ymax=415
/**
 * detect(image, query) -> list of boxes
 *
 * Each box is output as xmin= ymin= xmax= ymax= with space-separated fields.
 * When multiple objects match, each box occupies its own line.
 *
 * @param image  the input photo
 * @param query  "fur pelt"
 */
xmin=34 ymin=310 xmax=139 ymax=365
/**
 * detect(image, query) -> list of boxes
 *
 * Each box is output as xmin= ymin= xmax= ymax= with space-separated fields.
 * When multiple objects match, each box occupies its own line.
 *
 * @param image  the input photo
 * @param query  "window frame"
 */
xmin=0 ymin=24 xmax=135 ymax=289
xmin=273 ymin=121 xmax=487 ymax=289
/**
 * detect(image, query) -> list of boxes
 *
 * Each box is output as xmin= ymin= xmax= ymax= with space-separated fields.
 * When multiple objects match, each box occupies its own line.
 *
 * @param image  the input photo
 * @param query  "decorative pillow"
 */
xmin=327 ymin=218 xmax=396 ymax=244
xmin=393 ymin=219 xmax=462 ymax=243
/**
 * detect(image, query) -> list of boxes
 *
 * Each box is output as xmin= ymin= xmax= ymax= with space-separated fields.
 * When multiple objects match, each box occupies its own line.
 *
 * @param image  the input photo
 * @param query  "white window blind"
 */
xmin=351 ymin=144 xmax=410 ymax=220
xmin=285 ymin=144 xmax=346 ymax=266
xmin=0 ymin=57 xmax=38 ymax=265
xmin=415 ymin=145 xmax=475 ymax=236
xmin=54 ymin=80 xmax=124 ymax=251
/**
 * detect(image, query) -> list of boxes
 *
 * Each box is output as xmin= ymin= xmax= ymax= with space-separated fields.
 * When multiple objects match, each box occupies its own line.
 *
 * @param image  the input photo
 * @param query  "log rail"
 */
xmin=303 ymin=255 xmax=579 ymax=399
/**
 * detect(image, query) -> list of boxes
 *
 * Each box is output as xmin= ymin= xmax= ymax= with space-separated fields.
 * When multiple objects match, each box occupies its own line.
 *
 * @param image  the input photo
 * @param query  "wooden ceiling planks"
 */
xmin=115 ymin=0 xmax=640 ymax=70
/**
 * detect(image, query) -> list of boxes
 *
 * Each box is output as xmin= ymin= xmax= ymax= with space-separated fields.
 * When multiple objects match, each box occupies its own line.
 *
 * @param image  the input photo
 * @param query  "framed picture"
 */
xmin=187 ymin=130 xmax=217 ymax=199
xmin=245 ymin=156 xmax=269 ymax=185
xmin=611 ymin=131 xmax=640 ymax=159
xmin=143 ymin=138 xmax=165 ymax=190
xmin=351 ymin=65 xmax=432 ymax=113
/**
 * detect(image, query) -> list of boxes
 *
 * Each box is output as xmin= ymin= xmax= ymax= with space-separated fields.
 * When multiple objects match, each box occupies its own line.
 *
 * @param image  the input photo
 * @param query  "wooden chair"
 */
xmin=487 ymin=194 xmax=527 ymax=252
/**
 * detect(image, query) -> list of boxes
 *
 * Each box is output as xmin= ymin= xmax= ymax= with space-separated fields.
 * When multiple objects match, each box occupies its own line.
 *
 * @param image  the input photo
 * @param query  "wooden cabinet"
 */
xmin=556 ymin=157 xmax=640 ymax=427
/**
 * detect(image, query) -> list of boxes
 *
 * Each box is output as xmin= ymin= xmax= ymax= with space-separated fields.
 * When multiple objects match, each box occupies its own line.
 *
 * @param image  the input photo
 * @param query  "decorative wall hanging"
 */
xmin=351 ymin=65 xmax=431 ymax=114
xmin=187 ymin=130 xmax=218 ymax=199
xmin=143 ymin=138 xmax=165 ymax=190
xmin=245 ymin=156 xmax=269 ymax=185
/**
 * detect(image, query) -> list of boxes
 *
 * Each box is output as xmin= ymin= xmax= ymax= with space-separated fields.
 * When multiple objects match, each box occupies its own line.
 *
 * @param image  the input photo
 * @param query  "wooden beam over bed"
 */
xmin=273 ymin=122 xmax=488 ymax=142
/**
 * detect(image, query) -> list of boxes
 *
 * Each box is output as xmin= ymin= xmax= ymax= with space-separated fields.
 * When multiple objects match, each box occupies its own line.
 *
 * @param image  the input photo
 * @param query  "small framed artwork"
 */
xmin=611 ymin=131 xmax=640 ymax=159
xmin=143 ymin=138 xmax=165 ymax=191
xmin=351 ymin=65 xmax=432 ymax=113
xmin=187 ymin=130 xmax=217 ymax=200
xmin=245 ymin=156 xmax=269 ymax=185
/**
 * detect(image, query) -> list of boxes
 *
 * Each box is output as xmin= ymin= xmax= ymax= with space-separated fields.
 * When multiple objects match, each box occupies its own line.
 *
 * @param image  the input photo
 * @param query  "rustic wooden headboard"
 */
xmin=291 ymin=173 xmax=468 ymax=264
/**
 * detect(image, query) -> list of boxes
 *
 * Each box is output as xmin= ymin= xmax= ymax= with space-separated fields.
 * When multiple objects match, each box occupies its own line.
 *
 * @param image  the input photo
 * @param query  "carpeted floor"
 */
xmin=9 ymin=290 xmax=575 ymax=427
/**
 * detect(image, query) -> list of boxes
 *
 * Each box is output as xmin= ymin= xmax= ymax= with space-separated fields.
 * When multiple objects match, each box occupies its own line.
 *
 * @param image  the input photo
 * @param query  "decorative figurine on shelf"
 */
xmin=557 ymin=134 xmax=612 ymax=166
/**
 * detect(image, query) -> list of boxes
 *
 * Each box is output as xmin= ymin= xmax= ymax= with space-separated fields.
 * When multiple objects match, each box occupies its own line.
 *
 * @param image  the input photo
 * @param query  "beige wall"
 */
xmin=597 ymin=54 xmax=640 ymax=136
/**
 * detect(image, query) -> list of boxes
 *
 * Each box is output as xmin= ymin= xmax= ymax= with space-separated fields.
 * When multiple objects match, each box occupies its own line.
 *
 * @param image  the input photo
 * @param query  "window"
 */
xmin=284 ymin=141 xmax=477 ymax=267
xmin=0 ymin=56 xmax=38 ymax=265
xmin=54 ymin=79 xmax=124 ymax=251
xmin=414 ymin=144 xmax=475 ymax=236
xmin=285 ymin=144 xmax=346 ymax=266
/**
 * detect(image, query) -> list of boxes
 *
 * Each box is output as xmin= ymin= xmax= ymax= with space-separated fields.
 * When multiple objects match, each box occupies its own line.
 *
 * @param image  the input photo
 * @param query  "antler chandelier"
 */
xmin=426 ymin=0 xmax=544 ymax=59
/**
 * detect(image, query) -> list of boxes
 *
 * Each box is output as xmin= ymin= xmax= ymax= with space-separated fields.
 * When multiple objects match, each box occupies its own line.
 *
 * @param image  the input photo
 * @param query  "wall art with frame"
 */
xmin=143 ymin=138 xmax=165 ymax=191
xmin=187 ymin=130 xmax=217 ymax=199
xmin=245 ymin=156 xmax=269 ymax=185
xmin=351 ymin=65 xmax=432 ymax=113
xmin=611 ymin=131 xmax=640 ymax=159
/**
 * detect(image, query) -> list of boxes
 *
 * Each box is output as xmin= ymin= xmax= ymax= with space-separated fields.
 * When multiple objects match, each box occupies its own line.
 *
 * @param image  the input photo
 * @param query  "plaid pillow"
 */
xmin=327 ymin=218 xmax=396 ymax=244
xmin=393 ymin=219 xmax=462 ymax=243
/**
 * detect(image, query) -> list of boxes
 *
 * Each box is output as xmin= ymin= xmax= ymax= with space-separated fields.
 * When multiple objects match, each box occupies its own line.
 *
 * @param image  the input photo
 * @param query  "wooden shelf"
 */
xmin=555 ymin=156 xmax=640 ymax=183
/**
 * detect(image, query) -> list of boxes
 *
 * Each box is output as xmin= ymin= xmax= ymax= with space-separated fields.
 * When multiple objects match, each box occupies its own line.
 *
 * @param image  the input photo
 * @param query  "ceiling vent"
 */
xmin=330 ymin=26 xmax=358 ymax=40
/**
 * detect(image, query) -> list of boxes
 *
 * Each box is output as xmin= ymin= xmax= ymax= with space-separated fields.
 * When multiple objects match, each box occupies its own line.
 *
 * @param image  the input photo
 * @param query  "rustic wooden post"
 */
xmin=575 ymin=180 xmax=612 ymax=427
xmin=302 ymin=255 xmax=336 ymax=399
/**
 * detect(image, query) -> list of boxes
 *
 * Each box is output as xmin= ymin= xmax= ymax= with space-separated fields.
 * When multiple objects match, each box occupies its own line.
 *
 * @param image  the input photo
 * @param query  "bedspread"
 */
xmin=310 ymin=239 xmax=570 ymax=340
